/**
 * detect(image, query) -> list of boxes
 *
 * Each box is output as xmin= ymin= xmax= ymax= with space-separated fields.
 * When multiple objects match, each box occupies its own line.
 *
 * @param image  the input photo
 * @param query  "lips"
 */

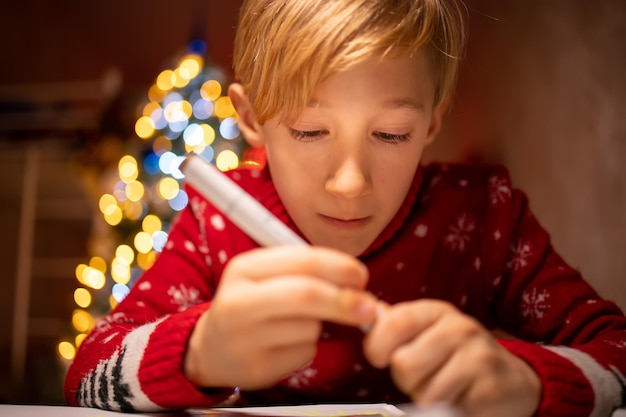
xmin=319 ymin=214 xmax=371 ymax=229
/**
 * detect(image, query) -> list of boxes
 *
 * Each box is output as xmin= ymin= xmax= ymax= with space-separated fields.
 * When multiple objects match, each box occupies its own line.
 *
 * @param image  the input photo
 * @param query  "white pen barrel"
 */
xmin=180 ymin=154 xmax=308 ymax=247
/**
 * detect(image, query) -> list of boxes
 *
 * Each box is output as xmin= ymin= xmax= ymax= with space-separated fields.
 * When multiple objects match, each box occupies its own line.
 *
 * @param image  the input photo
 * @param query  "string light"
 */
xmin=59 ymin=40 xmax=258 ymax=361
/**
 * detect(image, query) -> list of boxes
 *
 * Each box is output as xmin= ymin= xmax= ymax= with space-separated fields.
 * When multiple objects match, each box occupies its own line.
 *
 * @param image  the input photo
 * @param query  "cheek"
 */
xmin=375 ymin=153 xmax=422 ymax=206
xmin=266 ymin=150 xmax=320 ymax=203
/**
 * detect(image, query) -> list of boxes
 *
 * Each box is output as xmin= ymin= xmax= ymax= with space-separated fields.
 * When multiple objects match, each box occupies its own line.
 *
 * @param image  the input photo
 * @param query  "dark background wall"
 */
xmin=0 ymin=0 xmax=624 ymax=406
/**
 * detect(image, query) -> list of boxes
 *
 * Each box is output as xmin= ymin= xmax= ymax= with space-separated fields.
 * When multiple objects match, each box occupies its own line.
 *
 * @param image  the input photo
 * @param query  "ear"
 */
xmin=228 ymin=83 xmax=265 ymax=147
xmin=424 ymin=95 xmax=451 ymax=145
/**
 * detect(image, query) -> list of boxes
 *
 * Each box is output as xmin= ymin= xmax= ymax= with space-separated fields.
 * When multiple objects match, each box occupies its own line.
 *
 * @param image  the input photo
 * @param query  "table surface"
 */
xmin=1 ymin=404 xmax=626 ymax=417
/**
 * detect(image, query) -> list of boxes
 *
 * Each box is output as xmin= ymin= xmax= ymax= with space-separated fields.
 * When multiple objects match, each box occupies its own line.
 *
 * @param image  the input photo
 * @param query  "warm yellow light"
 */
xmin=157 ymin=177 xmax=180 ymax=200
xmin=111 ymin=258 xmax=131 ymax=284
xmin=134 ymin=231 xmax=153 ymax=254
xmin=178 ymin=55 xmax=203 ymax=80
xmin=58 ymin=341 xmax=76 ymax=361
xmin=98 ymin=194 xmax=118 ymax=215
xmin=116 ymin=244 xmax=135 ymax=265
xmin=82 ymin=267 xmax=106 ymax=290
xmin=75 ymin=264 xmax=88 ymax=283
xmin=186 ymin=142 xmax=203 ymax=154
xmin=216 ymin=150 xmax=240 ymax=171
xmin=89 ymin=256 xmax=107 ymax=273
xmin=153 ymin=136 xmax=172 ymax=154
xmin=137 ymin=251 xmax=157 ymax=270
xmin=181 ymin=100 xmax=193 ymax=117
xmin=72 ymin=310 xmax=94 ymax=333
xmin=148 ymin=84 xmax=167 ymax=103
xmin=119 ymin=155 xmax=139 ymax=183
xmin=74 ymin=288 xmax=92 ymax=308
xmin=142 ymin=214 xmax=162 ymax=234
xmin=156 ymin=69 xmax=175 ymax=91
xmin=214 ymin=96 xmax=236 ymax=119
xmin=135 ymin=116 xmax=155 ymax=139
xmin=164 ymin=101 xmax=190 ymax=123
xmin=123 ymin=200 xmax=144 ymax=221
xmin=104 ymin=206 xmax=123 ymax=226
xmin=125 ymin=180 xmax=145 ymax=202
xmin=201 ymin=80 xmax=222 ymax=101
xmin=201 ymin=124 xmax=216 ymax=146
xmin=109 ymin=294 xmax=119 ymax=310
xmin=142 ymin=101 xmax=161 ymax=117
xmin=75 ymin=333 xmax=87 ymax=348
xmin=172 ymin=68 xmax=190 ymax=88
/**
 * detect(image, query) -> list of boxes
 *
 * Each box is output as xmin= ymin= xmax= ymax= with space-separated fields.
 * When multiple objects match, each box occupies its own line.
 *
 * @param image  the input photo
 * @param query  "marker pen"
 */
xmin=180 ymin=153 xmax=380 ymax=330
xmin=180 ymin=154 xmax=308 ymax=247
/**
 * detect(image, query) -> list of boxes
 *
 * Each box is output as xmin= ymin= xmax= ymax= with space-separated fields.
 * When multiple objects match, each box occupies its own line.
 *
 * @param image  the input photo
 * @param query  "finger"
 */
xmin=224 ymin=246 xmax=369 ymax=289
xmin=363 ymin=299 xmax=455 ymax=368
xmin=250 ymin=275 xmax=379 ymax=327
xmin=254 ymin=318 xmax=323 ymax=348
xmin=388 ymin=312 xmax=484 ymax=395
xmin=386 ymin=318 xmax=466 ymax=394
xmin=410 ymin=342 xmax=480 ymax=406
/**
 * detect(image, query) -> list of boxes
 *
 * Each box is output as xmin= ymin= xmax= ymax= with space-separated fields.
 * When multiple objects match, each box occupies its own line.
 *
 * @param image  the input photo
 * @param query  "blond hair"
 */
xmin=233 ymin=0 xmax=466 ymax=124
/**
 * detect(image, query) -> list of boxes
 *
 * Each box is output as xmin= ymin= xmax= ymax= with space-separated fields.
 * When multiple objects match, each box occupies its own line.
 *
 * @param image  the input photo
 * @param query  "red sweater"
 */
xmin=65 ymin=162 xmax=626 ymax=416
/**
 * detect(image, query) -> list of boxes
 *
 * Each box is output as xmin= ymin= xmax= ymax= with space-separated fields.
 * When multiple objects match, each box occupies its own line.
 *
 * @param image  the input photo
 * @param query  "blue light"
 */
xmin=163 ymin=92 xmax=184 ymax=107
xmin=169 ymin=119 xmax=189 ymax=133
xmin=150 ymin=108 xmax=167 ymax=130
xmin=189 ymin=90 xmax=202 ymax=103
xmin=112 ymin=283 xmax=130 ymax=302
xmin=163 ymin=128 xmax=181 ymax=140
xmin=152 ymin=231 xmax=169 ymax=252
xmin=219 ymin=117 xmax=240 ymax=140
xmin=183 ymin=123 xmax=204 ymax=146
xmin=144 ymin=153 xmax=160 ymax=175
xmin=113 ymin=181 xmax=127 ymax=202
xmin=159 ymin=152 xmax=177 ymax=174
xmin=193 ymin=99 xmax=213 ymax=120
xmin=199 ymin=146 xmax=215 ymax=163
xmin=188 ymin=39 xmax=207 ymax=56
xmin=169 ymin=190 xmax=189 ymax=211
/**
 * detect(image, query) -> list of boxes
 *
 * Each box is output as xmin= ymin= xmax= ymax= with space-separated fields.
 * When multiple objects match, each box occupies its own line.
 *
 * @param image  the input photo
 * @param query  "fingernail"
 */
xmin=356 ymin=297 xmax=382 ymax=332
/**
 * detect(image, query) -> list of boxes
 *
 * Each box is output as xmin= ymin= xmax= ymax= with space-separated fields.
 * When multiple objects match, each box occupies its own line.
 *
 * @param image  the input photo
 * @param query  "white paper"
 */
xmin=190 ymin=403 xmax=459 ymax=417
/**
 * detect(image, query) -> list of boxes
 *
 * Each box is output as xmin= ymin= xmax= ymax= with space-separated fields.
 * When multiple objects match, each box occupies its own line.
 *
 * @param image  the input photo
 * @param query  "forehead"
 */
xmin=306 ymin=52 xmax=436 ymax=110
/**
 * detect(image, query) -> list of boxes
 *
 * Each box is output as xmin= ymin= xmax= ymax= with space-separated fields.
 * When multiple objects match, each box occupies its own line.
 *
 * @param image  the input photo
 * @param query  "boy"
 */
xmin=65 ymin=0 xmax=626 ymax=416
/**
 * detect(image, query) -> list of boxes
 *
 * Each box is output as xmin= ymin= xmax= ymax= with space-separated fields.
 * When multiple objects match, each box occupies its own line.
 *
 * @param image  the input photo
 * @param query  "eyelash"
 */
xmin=374 ymin=132 xmax=412 ymax=144
xmin=288 ymin=129 xmax=412 ymax=144
xmin=289 ymin=129 xmax=327 ymax=142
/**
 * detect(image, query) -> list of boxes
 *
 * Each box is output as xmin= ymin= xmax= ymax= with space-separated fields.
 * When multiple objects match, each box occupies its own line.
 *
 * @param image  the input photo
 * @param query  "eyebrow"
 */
xmin=307 ymin=98 xmax=424 ymax=112
xmin=380 ymin=98 xmax=425 ymax=112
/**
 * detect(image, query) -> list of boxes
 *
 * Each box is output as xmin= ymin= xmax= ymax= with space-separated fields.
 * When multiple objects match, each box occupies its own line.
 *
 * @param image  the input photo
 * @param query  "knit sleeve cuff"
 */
xmin=499 ymin=339 xmax=594 ymax=417
xmin=138 ymin=302 xmax=236 ymax=410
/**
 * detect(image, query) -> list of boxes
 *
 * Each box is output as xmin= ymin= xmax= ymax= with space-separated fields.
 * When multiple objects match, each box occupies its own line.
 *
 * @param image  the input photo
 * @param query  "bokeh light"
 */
xmin=142 ymin=214 xmax=162 ymax=234
xmin=216 ymin=149 xmax=240 ymax=171
xmin=74 ymin=288 xmax=92 ymax=308
xmin=134 ymin=231 xmax=153 ymax=254
xmin=58 ymin=341 xmax=76 ymax=361
xmin=112 ymin=283 xmax=131 ymax=302
xmin=65 ymin=46 xmax=256 ymax=360
xmin=72 ymin=310 xmax=94 ymax=333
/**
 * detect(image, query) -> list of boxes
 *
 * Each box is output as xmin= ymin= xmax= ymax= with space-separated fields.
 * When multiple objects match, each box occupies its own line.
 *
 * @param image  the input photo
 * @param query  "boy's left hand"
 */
xmin=362 ymin=299 xmax=541 ymax=417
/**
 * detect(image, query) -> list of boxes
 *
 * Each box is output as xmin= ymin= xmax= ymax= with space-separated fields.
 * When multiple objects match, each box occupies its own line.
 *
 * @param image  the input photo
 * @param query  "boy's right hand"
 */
xmin=184 ymin=246 xmax=378 ymax=390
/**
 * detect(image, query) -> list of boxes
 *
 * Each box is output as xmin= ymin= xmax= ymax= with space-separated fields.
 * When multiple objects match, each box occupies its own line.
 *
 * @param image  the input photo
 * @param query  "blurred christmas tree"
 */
xmin=57 ymin=40 xmax=257 ymax=362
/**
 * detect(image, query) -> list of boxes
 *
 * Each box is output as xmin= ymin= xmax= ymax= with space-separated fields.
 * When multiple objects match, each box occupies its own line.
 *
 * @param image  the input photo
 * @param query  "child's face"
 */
xmin=256 ymin=52 xmax=444 ymax=256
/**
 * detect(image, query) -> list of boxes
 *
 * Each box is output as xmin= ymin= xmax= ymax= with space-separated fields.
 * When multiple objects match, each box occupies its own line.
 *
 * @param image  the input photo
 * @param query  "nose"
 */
xmin=325 ymin=141 xmax=371 ymax=200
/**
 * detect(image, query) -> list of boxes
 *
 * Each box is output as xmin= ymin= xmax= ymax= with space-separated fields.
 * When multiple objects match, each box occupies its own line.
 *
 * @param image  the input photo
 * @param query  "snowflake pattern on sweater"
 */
xmin=65 ymin=162 xmax=626 ymax=416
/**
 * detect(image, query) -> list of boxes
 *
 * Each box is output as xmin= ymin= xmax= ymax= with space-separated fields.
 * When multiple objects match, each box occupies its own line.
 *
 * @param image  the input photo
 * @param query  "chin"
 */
xmin=327 ymin=240 xmax=370 ymax=257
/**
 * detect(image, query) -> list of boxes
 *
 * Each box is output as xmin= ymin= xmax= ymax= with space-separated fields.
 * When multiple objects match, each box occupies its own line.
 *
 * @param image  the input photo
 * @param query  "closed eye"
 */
xmin=289 ymin=128 xmax=329 ymax=142
xmin=373 ymin=131 xmax=412 ymax=144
